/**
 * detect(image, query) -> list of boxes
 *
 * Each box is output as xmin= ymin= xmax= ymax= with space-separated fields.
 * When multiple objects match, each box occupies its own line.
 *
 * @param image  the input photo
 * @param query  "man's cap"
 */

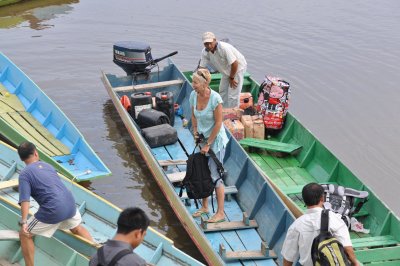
xmin=202 ymin=32 xmax=216 ymax=43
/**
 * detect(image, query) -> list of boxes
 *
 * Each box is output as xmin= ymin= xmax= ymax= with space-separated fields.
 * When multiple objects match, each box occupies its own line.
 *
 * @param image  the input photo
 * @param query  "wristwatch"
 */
xmin=18 ymin=219 xmax=27 ymax=226
xmin=206 ymin=142 xmax=211 ymax=147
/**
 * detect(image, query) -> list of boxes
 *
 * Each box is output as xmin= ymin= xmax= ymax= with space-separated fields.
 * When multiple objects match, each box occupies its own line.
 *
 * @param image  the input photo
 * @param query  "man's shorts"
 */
xmin=27 ymin=209 xmax=82 ymax=238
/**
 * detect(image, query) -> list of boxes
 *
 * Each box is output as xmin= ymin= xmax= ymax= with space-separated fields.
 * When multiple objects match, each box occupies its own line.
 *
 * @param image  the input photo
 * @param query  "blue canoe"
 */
xmin=0 ymin=140 xmax=204 ymax=266
xmin=0 ymin=52 xmax=111 ymax=181
xmin=102 ymin=60 xmax=296 ymax=265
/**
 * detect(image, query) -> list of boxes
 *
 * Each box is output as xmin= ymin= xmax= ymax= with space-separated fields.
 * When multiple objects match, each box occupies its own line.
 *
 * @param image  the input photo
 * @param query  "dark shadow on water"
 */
xmin=82 ymin=100 xmax=205 ymax=263
xmin=0 ymin=0 xmax=79 ymax=30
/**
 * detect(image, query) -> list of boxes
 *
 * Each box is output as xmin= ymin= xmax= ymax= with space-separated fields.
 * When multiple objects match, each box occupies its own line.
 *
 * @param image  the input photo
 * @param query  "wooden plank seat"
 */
xmin=0 ymin=230 xmax=20 ymax=241
xmin=201 ymin=212 xmax=258 ymax=232
xmin=355 ymin=245 xmax=400 ymax=264
xmin=166 ymin=171 xmax=186 ymax=183
xmin=180 ymin=185 xmax=238 ymax=200
xmin=240 ymin=138 xmax=302 ymax=154
xmin=219 ymin=242 xmax=277 ymax=261
xmin=352 ymin=235 xmax=398 ymax=249
xmin=0 ymin=179 xmax=19 ymax=190
xmin=158 ymin=159 xmax=187 ymax=167
xmin=113 ymin=79 xmax=184 ymax=92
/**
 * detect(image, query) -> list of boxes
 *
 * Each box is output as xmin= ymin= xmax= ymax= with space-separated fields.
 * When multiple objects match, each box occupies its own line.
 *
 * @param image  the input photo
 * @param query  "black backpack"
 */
xmin=311 ymin=210 xmax=350 ymax=266
xmin=179 ymin=148 xmax=225 ymax=211
xmin=97 ymin=246 xmax=132 ymax=266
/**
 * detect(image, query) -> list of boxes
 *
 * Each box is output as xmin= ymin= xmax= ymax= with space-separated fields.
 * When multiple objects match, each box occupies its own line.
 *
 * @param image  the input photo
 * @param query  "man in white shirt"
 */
xmin=281 ymin=183 xmax=359 ymax=266
xmin=199 ymin=32 xmax=247 ymax=108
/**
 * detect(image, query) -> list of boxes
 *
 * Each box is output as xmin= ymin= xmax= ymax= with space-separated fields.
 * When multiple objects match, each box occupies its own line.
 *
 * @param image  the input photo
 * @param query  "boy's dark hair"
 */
xmin=117 ymin=207 xmax=150 ymax=234
xmin=302 ymin=183 xmax=324 ymax=206
xmin=17 ymin=141 xmax=36 ymax=161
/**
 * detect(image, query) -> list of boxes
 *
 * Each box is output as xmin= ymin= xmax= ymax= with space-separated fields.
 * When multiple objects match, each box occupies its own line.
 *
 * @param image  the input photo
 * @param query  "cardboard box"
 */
xmin=241 ymin=115 xmax=254 ymax=138
xmin=222 ymin=107 xmax=244 ymax=121
xmin=253 ymin=119 xmax=265 ymax=139
xmin=223 ymin=119 xmax=244 ymax=141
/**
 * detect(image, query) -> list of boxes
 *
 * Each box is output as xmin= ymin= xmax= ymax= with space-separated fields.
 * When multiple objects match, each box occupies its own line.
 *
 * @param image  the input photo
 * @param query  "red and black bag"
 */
xmin=257 ymin=76 xmax=291 ymax=131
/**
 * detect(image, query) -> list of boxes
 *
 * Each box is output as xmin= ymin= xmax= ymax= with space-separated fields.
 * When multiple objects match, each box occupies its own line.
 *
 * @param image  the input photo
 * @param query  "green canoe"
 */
xmin=184 ymin=71 xmax=400 ymax=265
xmin=0 ymin=204 xmax=89 ymax=265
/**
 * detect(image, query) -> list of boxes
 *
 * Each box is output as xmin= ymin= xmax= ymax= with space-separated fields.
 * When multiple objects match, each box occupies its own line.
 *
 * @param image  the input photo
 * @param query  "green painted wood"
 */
xmin=19 ymin=112 xmax=70 ymax=155
xmin=0 ymin=113 xmax=55 ymax=156
xmin=355 ymin=246 xmax=400 ymax=263
xmin=352 ymin=235 xmax=397 ymax=249
xmin=240 ymin=138 xmax=302 ymax=154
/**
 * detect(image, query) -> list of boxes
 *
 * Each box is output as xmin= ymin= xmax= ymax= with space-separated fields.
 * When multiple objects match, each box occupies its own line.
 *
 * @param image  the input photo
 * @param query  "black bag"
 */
xmin=179 ymin=147 xmax=225 ymax=211
xmin=142 ymin=124 xmax=178 ymax=148
xmin=137 ymin=108 xmax=170 ymax=129
xmin=311 ymin=210 xmax=350 ymax=266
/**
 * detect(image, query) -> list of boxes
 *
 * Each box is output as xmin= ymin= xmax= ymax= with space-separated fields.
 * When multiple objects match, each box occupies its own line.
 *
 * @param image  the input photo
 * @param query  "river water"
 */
xmin=1 ymin=0 xmax=399 ymax=262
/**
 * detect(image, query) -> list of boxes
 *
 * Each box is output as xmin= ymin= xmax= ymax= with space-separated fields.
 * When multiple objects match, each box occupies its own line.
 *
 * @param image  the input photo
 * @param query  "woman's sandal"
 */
xmin=192 ymin=209 xmax=209 ymax=218
xmin=207 ymin=216 xmax=226 ymax=223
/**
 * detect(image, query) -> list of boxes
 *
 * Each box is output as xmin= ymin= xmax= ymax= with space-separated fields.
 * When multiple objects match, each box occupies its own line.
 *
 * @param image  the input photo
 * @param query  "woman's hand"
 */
xmin=201 ymin=144 xmax=210 ymax=154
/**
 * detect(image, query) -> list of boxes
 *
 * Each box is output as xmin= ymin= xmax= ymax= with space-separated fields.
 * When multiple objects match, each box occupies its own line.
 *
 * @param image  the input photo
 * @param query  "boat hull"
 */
xmin=0 ymin=140 xmax=203 ymax=266
xmin=190 ymin=71 xmax=400 ymax=265
xmin=102 ymin=61 xmax=296 ymax=265
xmin=0 ymin=52 xmax=111 ymax=181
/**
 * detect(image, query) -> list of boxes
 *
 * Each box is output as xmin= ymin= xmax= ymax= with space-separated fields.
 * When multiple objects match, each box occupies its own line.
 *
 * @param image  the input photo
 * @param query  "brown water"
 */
xmin=1 ymin=0 xmax=400 ymax=261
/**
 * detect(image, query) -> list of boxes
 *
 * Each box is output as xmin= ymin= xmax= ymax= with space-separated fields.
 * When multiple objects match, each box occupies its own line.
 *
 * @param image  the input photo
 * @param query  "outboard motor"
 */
xmin=113 ymin=41 xmax=177 ymax=78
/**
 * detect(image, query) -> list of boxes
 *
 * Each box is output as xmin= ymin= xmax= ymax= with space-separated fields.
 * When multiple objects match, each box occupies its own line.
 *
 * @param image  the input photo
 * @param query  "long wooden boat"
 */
xmin=0 ymin=203 xmax=89 ymax=266
xmin=102 ymin=60 xmax=296 ymax=265
xmin=0 ymin=52 xmax=111 ymax=181
xmin=184 ymin=72 xmax=400 ymax=265
xmin=0 ymin=140 xmax=204 ymax=265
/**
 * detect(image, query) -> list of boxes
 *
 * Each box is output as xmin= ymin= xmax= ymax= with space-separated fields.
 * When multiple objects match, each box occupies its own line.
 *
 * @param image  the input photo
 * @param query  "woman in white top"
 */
xmin=189 ymin=68 xmax=229 ymax=223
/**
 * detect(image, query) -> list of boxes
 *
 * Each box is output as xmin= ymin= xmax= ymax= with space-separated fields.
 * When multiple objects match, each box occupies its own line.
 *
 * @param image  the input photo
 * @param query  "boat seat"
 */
xmin=219 ymin=242 xmax=277 ymax=261
xmin=180 ymin=185 xmax=238 ymax=200
xmin=113 ymin=79 xmax=184 ymax=92
xmin=158 ymin=159 xmax=187 ymax=167
xmin=355 ymin=245 xmax=400 ymax=264
xmin=0 ymin=179 xmax=19 ymax=190
xmin=201 ymin=212 xmax=258 ymax=232
xmin=0 ymin=230 xmax=20 ymax=241
xmin=167 ymin=171 xmax=186 ymax=183
xmin=352 ymin=235 xmax=398 ymax=249
xmin=239 ymin=138 xmax=302 ymax=154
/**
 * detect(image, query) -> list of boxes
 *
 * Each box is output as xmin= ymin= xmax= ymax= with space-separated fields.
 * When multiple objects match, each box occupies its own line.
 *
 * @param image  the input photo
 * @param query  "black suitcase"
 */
xmin=137 ymin=108 xmax=170 ymax=129
xmin=142 ymin=124 xmax=178 ymax=148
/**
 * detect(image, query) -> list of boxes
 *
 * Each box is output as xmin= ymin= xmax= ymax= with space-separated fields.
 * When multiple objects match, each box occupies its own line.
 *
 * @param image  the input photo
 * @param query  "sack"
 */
xmin=311 ymin=210 xmax=350 ymax=266
xmin=180 ymin=149 xmax=225 ymax=211
xmin=137 ymin=108 xmax=170 ymax=129
xmin=257 ymin=76 xmax=291 ymax=130
xmin=321 ymin=184 xmax=369 ymax=227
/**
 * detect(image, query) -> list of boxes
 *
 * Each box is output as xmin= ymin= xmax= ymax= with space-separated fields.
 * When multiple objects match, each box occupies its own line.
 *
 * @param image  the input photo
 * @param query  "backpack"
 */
xmin=311 ymin=210 xmax=351 ymax=266
xmin=179 ymin=148 xmax=225 ymax=211
xmin=257 ymin=76 xmax=291 ymax=130
xmin=321 ymin=184 xmax=369 ymax=227
xmin=97 ymin=246 xmax=132 ymax=266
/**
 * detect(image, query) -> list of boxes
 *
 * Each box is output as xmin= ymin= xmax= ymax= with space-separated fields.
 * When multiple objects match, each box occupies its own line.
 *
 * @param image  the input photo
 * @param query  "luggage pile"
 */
xmin=222 ymin=93 xmax=265 ymax=141
xmin=120 ymin=90 xmax=178 ymax=148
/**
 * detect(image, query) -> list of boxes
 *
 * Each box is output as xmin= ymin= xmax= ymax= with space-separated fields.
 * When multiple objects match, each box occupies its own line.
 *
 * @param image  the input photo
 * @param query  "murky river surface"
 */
xmin=1 ymin=0 xmax=399 ymax=261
